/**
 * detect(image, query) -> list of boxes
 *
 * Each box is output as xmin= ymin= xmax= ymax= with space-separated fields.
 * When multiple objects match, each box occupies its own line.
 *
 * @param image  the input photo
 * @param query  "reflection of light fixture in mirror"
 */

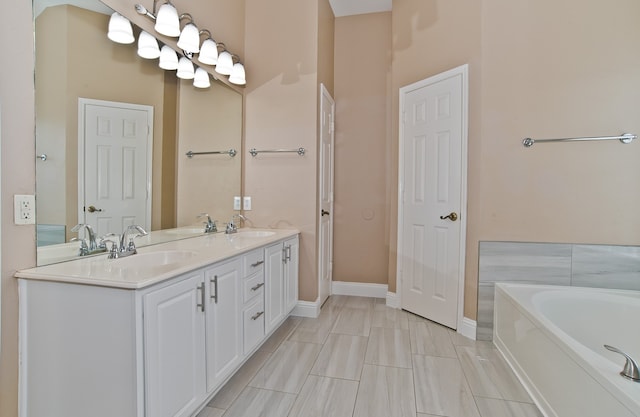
xmin=137 ymin=31 xmax=161 ymax=59
xmin=177 ymin=57 xmax=195 ymax=79
xmin=176 ymin=14 xmax=199 ymax=54
xmin=155 ymin=2 xmax=180 ymax=37
xmin=229 ymin=62 xmax=246 ymax=85
xmin=107 ymin=12 xmax=134 ymax=44
xmin=198 ymin=30 xmax=218 ymax=65
xmin=193 ymin=68 xmax=211 ymax=89
xmin=159 ymin=45 xmax=179 ymax=70
xmin=215 ymin=51 xmax=233 ymax=75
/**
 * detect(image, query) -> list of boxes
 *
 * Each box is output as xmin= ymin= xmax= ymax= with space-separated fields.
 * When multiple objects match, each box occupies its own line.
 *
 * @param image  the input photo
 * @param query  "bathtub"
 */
xmin=493 ymin=283 xmax=640 ymax=417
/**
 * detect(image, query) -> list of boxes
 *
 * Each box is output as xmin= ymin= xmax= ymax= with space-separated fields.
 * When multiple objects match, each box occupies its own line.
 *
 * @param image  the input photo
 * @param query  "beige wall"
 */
xmin=333 ymin=13 xmax=392 ymax=285
xmin=0 ymin=0 xmax=36 ymax=415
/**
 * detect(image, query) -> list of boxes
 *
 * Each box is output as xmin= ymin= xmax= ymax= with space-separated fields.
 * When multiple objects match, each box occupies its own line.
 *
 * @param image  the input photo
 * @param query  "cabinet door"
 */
xmin=243 ymin=297 xmax=265 ymax=355
xmin=264 ymin=242 xmax=285 ymax=334
xmin=144 ymin=272 xmax=206 ymax=417
xmin=284 ymin=236 xmax=299 ymax=314
xmin=205 ymin=258 xmax=243 ymax=392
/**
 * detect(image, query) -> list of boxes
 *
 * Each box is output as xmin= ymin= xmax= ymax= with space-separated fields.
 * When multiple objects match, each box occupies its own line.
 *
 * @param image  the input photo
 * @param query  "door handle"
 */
xmin=439 ymin=212 xmax=458 ymax=221
xmin=86 ymin=205 xmax=103 ymax=213
xmin=321 ymin=209 xmax=330 ymax=216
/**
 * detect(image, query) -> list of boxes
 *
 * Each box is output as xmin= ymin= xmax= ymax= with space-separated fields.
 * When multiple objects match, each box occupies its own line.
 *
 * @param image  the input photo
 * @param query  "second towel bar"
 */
xmin=522 ymin=133 xmax=636 ymax=148
xmin=249 ymin=147 xmax=306 ymax=157
xmin=186 ymin=149 xmax=237 ymax=158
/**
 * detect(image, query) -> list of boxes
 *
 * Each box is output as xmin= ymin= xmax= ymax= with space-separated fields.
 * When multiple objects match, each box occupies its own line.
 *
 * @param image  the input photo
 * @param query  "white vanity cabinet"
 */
xmin=264 ymin=236 xmax=299 ymax=334
xmin=17 ymin=230 xmax=299 ymax=417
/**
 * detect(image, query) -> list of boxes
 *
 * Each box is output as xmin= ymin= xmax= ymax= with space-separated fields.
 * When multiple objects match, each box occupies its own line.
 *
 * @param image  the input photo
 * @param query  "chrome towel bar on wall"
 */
xmin=522 ymin=133 xmax=636 ymax=148
xmin=249 ymin=147 xmax=306 ymax=157
xmin=185 ymin=149 xmax=237 ymax=158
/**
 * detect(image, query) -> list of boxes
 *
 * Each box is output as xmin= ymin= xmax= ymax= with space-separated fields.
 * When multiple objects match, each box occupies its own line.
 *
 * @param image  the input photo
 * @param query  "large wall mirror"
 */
xmin=34 ymin=0 xmax=243 ymax=266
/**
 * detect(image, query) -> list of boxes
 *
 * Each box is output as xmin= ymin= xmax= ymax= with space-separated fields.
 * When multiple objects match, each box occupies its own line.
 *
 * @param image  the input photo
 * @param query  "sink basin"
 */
xmin=236 ymin=230 xmax=276 ymax=238
xmin=111 ymin=250 xmax=198 ymax=268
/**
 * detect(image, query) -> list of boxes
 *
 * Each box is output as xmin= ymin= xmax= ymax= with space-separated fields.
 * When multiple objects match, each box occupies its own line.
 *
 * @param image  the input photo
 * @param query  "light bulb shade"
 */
xmin=137 ymin=31 xmax=160 ymax=59
xmin=193 ymin=68 xmax=211 ymax=88
xmin=198 ymin=39 xmax=218 ymax=65
xmin=228 ymin=63 xmax=246 ymax=85
xmin=107 ymin=12 xmax=134 ymax=44
xmin=155 ymin=3 xmax=180 ymax=37
xmin=215 ymin=51 xmax=233 ymax=75
xmin=159 ymin=45 xmax=179 ymax=70
xmin=176 ymin=57 xmax=195 ymax=79
xmin=177 ymin=23 xmax=200 ymax=54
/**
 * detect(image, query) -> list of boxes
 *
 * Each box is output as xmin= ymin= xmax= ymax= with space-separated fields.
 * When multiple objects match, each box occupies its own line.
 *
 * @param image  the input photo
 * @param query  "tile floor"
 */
xmin=197 ymin=295 xmax=543 ymax=417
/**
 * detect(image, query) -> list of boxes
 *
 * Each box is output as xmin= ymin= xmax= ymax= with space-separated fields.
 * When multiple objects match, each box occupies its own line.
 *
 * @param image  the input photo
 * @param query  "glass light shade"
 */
xmin=159 ymin=45 xmax=179 ymax=70
xmin=215 ymin=51 xmax=233 ymax=75
xmin=177 ymin=23 xmax=200 ymax=54
xmin=193 ymin=68 xmax=211 ymax=88
xmin=198 ymin=39 xmax=218 ymax=65
xmin=107 ymin=12 xmax=134 ymax=44
xmin=176 ymin=57 xmax=195 ymax=79
xmin=137 ymin=31 xmax=160 ymax=59
xmin=228 ymin=63 xmax=246 ymax=85
xmin=154 ymin=3 xmax=180 ymax=37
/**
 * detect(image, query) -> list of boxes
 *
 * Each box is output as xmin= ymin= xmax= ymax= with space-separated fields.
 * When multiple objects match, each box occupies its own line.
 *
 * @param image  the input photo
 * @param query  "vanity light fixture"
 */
xmin=154 ymin=2 xmax=180 ymax=37
xmin=107 ymin=12 xmax=134 ymax=44
xmin=176 ymin=57 xmax=195 ymax=79
xmin=193 ymin=67 xmax=211 ymax=89
xmin=176 ymin=14 xmax=200 ymax=54
xmin=215 ymin=50 xmax=234 ymax=75
xmin=137 ymin=31 xmax=161 ymax=59
xmin=198 ymin=30 xmax=218 ymax=65
xmin=229 ymin=61 xmax=246 ymax=86
xmin=158 ymin=45 xmax=179 ymax=70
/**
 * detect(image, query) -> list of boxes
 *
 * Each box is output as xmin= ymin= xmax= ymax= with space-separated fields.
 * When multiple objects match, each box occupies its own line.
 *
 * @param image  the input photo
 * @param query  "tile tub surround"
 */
xmin=477 ymin=241 xmax=640 ymax=340
xmin=198 ymin=295 xmax=542 ymax=417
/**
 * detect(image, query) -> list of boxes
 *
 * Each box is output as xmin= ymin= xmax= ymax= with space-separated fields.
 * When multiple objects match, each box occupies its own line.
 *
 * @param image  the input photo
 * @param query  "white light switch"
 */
xmin=14 ymin=194 xmax=36 ymax=225
xmin=233 ymin=196 xmax=241 ymax=210
xmin=243 ymin=196 xmax=252 ymax=211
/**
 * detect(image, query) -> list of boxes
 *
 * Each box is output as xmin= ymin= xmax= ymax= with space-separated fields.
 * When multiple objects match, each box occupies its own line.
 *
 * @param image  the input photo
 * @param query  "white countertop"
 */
xmin=18 ymin=228 xmax=299 ymax=289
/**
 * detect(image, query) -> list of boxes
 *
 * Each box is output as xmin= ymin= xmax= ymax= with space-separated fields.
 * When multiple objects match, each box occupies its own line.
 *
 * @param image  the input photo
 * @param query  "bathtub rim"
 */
xmin=494 ymin=282 xmax=640 ymax=416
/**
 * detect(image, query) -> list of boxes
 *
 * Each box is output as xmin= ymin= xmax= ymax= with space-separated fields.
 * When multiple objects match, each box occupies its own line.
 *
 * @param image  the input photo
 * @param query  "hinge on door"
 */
xmin=330 ymin=120 xmax=335 ymax=134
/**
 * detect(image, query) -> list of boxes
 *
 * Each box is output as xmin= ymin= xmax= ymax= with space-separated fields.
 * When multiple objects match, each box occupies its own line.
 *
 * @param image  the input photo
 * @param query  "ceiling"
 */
xmin=329 ymin=0 xmax=392 ymax=17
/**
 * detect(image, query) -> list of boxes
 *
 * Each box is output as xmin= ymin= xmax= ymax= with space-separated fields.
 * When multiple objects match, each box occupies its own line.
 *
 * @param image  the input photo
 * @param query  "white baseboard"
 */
xmin=291 ymin=299 xmax=321 ymax=318
xmin=458 ymin=317 xmax=477 ymax=340
xmin=386 ymin=291 xmax=400 ymax=309
xmin=331 ymin=281 xmax=388 ymax=298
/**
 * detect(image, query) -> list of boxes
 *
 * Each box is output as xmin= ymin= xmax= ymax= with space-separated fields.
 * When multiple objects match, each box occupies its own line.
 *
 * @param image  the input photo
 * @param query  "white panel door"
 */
xmin=318 ymin=84 xmax=335 ymax=306
xmin=399 ymin=67 xmax=467 ymax=329
xmin=204 ymin=259 xmax=242 ymax=392
xmin=144 ymin=272 xmax=206 ymax=417
xmin=80 ymin=99 xmax=152 ymax=237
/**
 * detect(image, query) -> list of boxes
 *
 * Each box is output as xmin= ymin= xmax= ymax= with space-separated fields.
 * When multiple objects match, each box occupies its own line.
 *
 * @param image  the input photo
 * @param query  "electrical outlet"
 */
xmin=243 ymin=196 xmax=252 ymax=211
xmin=14 ymin=194 xmax=36 ymax=225
xmin=233 ymin=196 xmax=241 ymax=210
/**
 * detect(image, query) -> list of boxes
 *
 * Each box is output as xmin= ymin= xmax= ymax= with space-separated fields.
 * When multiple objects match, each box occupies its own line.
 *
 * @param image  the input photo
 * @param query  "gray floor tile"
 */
xmin=310 ymin=333 xmax=368 ymax=380
xmin=288 ymin=375 xmax=358 ymax=417
xmin=222 ymin=387 xmax=296 ymax=417
xmin=365 ymin=327 xmax=412 ymax=368
xmin=409 ymin=320 xmax=457 ymax=358
xmin=258 ymin=316 xmax=302 ymax=353
xmin=331 ymin=306 xmax=372 ymax=336
xmin=353 ymin=364 xmax=416 ymax=417
xmin=475 ymin=397 xmax=543 ymax=417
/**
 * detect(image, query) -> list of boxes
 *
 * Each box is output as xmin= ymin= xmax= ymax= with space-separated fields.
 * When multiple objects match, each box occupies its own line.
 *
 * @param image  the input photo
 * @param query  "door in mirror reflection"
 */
xmin=80 ymin=99 xmax=153 ymax=236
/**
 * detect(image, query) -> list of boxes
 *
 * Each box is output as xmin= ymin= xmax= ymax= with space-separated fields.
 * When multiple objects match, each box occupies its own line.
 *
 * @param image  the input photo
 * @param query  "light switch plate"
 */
xmin=15 ymin=194 xmax=36 ymax=225
xmin=233 ymin=196 xmax=241 ymax=210
xmin=243 ymin=196 xmax=252 ymax=211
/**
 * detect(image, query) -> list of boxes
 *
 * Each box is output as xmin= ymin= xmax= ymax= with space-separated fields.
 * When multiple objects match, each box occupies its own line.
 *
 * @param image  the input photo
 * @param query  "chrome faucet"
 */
xmin=106 ymin=225 xmax=148 ymax=259
xmin=198 ymin=213 xmax=218 ymax=233
xmin=71 ymin=223 xmax=107 ymax=256
xmin=225 ymin=214 xmax=249 ymax=234
xmin=604 ymin=345 xmax=640 ymax=381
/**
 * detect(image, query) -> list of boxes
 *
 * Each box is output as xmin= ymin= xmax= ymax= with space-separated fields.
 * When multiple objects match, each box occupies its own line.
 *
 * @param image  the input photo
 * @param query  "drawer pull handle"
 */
xmin=251 ymin=260 xmax=264 ymax=268
xmin=251 ymin=282 xmax=265 ymax=291
xmin=210 ymin=275 xmax=218 ymax=303
xmin=251 ymin=311 xmax=264 ymax=321
xmin=197 ymin=283 xmax=205 ymax=312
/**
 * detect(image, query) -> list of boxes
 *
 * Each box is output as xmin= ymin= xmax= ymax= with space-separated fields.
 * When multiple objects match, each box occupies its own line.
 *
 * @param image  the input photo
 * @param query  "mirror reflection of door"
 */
xmin=79 ymin=98 xmax=153 ymax=237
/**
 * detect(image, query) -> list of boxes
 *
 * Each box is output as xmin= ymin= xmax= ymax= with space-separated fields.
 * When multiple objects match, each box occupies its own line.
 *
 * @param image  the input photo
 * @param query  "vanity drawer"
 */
xmin=243 ymin=298 xmax=265 ymax=355
xmin=243 ymin=273 xmax=264 ymax=303
xmin=242 ymin=249 xmax=265 ymax=277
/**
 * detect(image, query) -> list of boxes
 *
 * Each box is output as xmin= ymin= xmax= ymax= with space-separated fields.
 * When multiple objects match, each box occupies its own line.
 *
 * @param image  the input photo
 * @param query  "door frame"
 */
xmin=318 ymin=83 xmax=335 ymax=305
xmin=77 ymin=98 xmax=153 ymax=230
xmin=396 ymin=64 xmax=469 ymax=333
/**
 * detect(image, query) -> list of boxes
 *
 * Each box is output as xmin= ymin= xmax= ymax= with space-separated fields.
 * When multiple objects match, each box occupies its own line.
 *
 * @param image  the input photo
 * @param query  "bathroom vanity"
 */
xmin=16 ymin=229 xmax=299 ymax=417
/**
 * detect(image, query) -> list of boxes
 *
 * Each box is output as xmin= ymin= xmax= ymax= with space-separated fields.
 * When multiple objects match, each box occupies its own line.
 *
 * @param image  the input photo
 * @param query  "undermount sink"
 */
xmin=236 ymin=230 xmax=276 ymax=238
xmin=111 ymin=250 xmax=199 ymax=268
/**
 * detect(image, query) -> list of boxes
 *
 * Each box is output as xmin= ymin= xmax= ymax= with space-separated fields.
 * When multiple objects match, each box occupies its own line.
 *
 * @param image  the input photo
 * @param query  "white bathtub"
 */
xmin=494 ymin=283 xmax=640 ymax=417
